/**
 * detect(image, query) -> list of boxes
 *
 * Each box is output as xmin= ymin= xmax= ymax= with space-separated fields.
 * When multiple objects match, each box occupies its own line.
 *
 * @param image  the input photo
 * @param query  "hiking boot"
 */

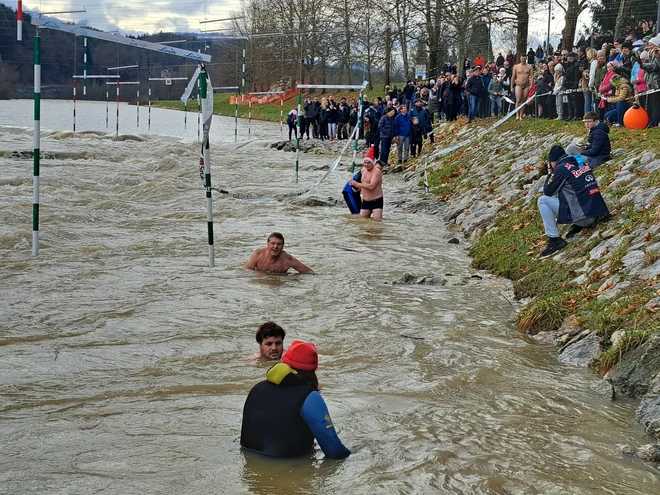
xmin=540 ymin=236 xmax=567 ymax=257
xmin=566 ymin=224 xmax=583 ymax=239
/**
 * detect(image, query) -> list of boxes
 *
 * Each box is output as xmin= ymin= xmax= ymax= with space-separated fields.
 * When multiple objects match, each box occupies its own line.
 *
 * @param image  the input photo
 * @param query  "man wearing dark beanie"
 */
xmin=537 ymin=145 xmax=609 ymax=257
xmin=241 ymin=340 xmax=351 ymax=459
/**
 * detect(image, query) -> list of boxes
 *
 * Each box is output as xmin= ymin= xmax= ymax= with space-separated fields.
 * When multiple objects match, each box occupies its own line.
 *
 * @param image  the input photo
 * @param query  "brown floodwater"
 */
xmin=1 ymin=101 xmax=658 ymax=494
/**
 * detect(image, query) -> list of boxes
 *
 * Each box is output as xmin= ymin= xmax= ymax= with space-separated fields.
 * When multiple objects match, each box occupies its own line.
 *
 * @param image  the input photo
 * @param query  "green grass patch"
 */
xmin=646 ymin=169 xmax=660 ymax=188
xmin=513 ymin=260 xmax=573 ymax=299
xmin=469 ymin=209 xmax=541 ymax=280
xmin=578 ymin=284 xmax=659 ymax=341
xmin=152 ymin=84 xmax=398 ymax=122
xmin=596 ymin=325 xmax=659 ymax=374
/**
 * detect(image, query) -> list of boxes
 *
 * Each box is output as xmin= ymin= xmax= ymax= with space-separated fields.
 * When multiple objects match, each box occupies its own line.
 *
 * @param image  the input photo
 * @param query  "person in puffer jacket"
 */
xmin=603 ymin=74 xmax=631 ymax=126
xmin=536 ymin=145 xmax=609 ymax=257
xmin=565 ymin=111 xmax=611 ymax=167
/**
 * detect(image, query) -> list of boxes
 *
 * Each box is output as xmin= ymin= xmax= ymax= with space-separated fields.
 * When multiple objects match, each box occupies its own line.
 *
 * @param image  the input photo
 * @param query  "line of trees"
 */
xmin=1 ymin=0 xmax=653 ymax=99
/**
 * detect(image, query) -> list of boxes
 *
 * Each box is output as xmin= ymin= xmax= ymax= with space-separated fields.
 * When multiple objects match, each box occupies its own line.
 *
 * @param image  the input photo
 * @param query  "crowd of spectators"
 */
xmin=289 ymin=22 xmax=658 ymax=166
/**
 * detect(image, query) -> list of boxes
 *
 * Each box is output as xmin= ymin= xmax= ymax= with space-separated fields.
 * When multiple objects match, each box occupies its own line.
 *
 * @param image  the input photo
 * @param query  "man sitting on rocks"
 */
xmin=537 ymin=145 xmax=610 ymax=257
xmin=565 ymin=111 xmax=611 ymax=168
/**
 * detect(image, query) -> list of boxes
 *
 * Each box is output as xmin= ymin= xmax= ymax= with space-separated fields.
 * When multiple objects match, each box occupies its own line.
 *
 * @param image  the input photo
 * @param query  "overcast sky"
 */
xmin=11 ymin=1 xmax=592 ymax=51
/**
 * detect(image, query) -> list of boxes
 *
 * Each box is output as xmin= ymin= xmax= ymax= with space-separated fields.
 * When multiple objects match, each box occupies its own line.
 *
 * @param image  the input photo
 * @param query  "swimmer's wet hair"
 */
xmin=256 ymin=321 xmax=286 ymax=343
xmin=268 ymin=232 xmax=284 ymax=243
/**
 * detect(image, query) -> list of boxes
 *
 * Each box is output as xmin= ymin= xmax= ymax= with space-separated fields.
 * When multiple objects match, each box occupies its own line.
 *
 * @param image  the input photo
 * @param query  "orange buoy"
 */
xmin=623 ymin=104 xmax=649 ymax=129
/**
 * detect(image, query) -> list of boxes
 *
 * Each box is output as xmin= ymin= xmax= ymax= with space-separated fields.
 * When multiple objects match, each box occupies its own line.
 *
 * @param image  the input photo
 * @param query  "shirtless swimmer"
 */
xmin=245 ymin=232 xmax=314 ymax=273
xmin=510 ymin=54 xmax=534 ymax=120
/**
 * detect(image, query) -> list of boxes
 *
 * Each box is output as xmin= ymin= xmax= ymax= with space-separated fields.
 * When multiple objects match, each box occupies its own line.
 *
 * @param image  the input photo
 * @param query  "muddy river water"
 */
xmin=0 ymin=100 xmax=658 ymax=494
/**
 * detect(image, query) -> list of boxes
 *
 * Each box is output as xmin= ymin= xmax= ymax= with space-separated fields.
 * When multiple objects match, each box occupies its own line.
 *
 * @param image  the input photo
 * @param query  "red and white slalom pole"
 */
xmin=280 ymin=98 xmax=283 ymax=138
xmin=17 ymin=0 xmax=22 ymax=41
xmin=248 ymin=100 xmax=252 ymax=135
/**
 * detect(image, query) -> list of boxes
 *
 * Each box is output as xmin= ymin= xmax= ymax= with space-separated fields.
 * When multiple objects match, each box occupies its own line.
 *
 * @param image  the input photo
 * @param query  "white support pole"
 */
xmin=297 ymin=81 xmax=369 ymax=90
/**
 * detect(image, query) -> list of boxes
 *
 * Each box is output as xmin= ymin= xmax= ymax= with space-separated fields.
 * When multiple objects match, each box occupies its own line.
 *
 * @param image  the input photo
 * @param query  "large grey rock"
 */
xmin=609 ymin=172 xmax=636 ymax=188
xmin=590 ymin=380 xmax=615 ymax=401
xmin=639 ymin=260 xmax=660 ymax=280
xmin=621 ymin=443 xmax=660 ymax=462
xmin=636 ymin=377 xmax=660 ymax=439
xmin=621 ymin=250 xmax=646 ymax=271
xmin=459 ymin=208 xmax=499 ymax=237
xmin=558 ymin=332 xmax=601 ymax=367
xmin=288 ymin=195 xmax=340 ymax=207
xmin=390 ymin=273 xmax=447 ymax=286
xmin=639 ymin=159 xmax=660 ymax=173
xmin=607 ymin=334 xmax=660 ymax=398
xmin=639 ymin=152 xmax=656 ymax=164
xmin=619 ymin=187 xmax=659 ymax=210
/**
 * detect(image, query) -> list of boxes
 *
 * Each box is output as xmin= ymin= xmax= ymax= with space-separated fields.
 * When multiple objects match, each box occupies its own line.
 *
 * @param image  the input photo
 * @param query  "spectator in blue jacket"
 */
xmin=410 ymin=99 xmax=431 ymax=139
xmin=394 ymin=105 xmax=412 ymax=163
xmin=378 ymin=107 xmax=397 ymax=165
xmin=565 ymin=111 xmax=611 ymax=167
xmin=465 ymin=67 xmax=485 ymax=123
xmin=537 ymin=145 xmax=610 ymax=257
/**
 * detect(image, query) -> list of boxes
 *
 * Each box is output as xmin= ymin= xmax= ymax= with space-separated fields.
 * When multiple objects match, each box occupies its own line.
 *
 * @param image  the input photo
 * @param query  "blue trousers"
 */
xmin=468 ymin=95 xmax=480 ymax=122
xmin=604 ymin=101 xmax=630 ymax=126
xmin=379 ymin=137 xmax=393 ymax=164
xmin=537 ymin=195 xmax=560 ymax=238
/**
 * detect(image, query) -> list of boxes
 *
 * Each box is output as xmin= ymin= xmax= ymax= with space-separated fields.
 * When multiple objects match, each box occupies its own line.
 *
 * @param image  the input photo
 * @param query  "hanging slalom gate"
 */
xmin=106 ymin=81 xmax=140 ymax=137
xmin=147 ymin=77 xmax=189 ymax=131
xmin=30 ymin=16 xmax=213 ymax=262
xmin=72 ymin=75 xmax=119 ymax=134
xmin=213 ymin=86 xmax=240 ymax=140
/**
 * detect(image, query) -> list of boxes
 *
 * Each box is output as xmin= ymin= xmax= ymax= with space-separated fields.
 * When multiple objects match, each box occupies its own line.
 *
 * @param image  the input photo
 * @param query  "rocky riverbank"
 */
xmin=402 ymin=118 xmax=660 ymax=462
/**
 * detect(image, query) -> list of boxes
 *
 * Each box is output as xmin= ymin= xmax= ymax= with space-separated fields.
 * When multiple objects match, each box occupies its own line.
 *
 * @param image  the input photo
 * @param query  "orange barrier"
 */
xmin=230 ymin=87 xmax=299 ymax=105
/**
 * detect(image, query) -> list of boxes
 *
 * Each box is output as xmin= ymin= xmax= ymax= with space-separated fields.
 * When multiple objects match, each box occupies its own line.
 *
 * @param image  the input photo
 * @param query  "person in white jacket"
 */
xmin=553 ymin=64 xmax=566 ymax=121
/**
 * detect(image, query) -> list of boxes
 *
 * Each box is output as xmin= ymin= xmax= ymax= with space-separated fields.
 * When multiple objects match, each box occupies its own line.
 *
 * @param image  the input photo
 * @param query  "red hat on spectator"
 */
xmin=364 ymin=145 xmax=376 ymax=164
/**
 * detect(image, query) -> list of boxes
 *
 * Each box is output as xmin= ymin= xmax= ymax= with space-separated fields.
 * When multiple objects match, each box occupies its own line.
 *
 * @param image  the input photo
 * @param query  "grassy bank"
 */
xmin=151 ymin=84 xmax=393 ymax=122
xmin=423 ymin=118 xmax=660 ymax=374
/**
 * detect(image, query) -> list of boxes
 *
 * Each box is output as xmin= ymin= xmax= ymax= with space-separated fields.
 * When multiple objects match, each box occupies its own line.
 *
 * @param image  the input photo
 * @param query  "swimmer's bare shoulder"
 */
xmin=284 ymin=252 xmax=314 ymax=274
xmin=245 ymin=247 xmax=266 ymax=270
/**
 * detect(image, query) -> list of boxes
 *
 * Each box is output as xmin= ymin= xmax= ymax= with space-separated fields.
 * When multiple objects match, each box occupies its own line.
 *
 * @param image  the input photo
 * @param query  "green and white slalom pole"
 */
xmin=199 ymin=65 xmax=215 ymax=267
xmin=33 ymin=33 xmax=41 ymax=256
xmin=351 ymin=91 xmax=364 ymax=173
xmin=83 ymin=37 xmax=88 ymax=96
xmin=148 ymin=82 xmax=152 ymax=130
xmin=295 ymin=92 xmax=302 ymax=183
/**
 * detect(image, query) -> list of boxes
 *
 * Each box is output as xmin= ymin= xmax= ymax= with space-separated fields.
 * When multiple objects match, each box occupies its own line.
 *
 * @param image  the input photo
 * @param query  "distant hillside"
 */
xmin=0 ymin=4 xmax=242 ymax=100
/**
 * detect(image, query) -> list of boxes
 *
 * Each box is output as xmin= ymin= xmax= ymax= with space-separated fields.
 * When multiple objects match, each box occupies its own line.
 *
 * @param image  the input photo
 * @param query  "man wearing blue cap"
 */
xmin=537 ymin=145 xmax=610 ymax=257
